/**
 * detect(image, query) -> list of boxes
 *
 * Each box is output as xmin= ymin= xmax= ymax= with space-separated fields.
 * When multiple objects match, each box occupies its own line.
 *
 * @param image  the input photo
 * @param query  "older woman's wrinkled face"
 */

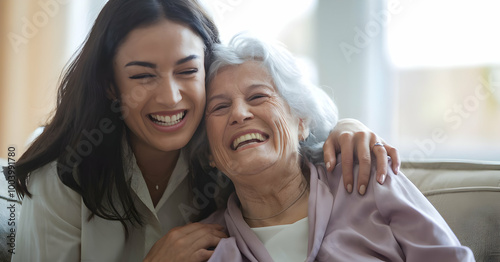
xmin=205 ymin=61 xmax=306 ymax=179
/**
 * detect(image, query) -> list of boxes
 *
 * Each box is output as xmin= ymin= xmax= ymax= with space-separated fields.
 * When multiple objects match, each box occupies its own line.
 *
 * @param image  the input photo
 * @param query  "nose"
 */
xmin=229 ymin=100 xmax=254 ymax=125
xmin=155 ymin=77 xmax=182 ymax=107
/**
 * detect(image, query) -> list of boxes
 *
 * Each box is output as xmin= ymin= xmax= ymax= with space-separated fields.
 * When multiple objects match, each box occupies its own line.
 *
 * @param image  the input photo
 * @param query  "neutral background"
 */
xmin=1 ymin=0 xmax=499 ymax=161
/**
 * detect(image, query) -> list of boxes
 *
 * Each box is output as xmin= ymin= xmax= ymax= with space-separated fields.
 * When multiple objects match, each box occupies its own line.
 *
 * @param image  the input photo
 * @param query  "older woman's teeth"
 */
xmin=150 ymin=112 xmax=185 ymax=126
xmin=232 ymin=133 xmax=266 ymax=150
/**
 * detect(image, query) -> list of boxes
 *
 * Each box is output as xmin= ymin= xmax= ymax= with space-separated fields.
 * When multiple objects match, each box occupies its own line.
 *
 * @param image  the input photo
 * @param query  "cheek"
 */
xmin=206 ymin=120 xmax=224 ymax=154
xmin=206 ymin=121 xmax=217 ymax=143
xmin=267 ymin=100 xmax=300 ymax=155
xmin=206 ymin=119 xmax=233 ymax=171
xmin=188 ymin=81 xmax=206 ymax=111
xmin=117 ymin=87 xmax=155 ymax=124
xmin=193 ymin=69 xmax=206 ymax=103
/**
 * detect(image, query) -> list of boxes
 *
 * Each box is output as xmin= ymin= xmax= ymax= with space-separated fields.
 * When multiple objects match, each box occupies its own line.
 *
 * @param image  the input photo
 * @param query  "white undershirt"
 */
xmin=250 ymin=217 xmax=309 ymax=262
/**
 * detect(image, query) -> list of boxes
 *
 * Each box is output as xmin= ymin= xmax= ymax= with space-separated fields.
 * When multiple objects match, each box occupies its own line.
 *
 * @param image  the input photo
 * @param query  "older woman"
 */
xmin=193 ymin=35 xmax=475 ymax=261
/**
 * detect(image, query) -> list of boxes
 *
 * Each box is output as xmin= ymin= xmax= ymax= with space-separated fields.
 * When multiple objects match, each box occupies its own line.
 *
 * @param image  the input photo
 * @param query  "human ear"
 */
xmin=298 ymin=118 xmax=310 ymax=141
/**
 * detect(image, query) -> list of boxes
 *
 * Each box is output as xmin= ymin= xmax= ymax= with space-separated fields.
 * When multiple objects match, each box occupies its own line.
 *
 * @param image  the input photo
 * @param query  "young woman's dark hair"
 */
xmin=15 ymin=0 xmax=220 ymax=234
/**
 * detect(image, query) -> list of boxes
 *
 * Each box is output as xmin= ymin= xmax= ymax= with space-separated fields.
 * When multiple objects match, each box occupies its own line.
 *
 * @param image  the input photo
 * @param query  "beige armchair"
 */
xmin=403 ymin=160 xmax=500 ymax=262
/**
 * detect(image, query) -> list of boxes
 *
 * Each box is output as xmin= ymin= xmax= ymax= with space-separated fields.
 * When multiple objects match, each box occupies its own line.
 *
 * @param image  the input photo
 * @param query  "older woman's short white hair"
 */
xmin=207 ymin=34 xmax=338 ymax=161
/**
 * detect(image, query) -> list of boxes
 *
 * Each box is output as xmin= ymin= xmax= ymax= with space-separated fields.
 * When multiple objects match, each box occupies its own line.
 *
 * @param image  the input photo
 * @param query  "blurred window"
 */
xmin=388 ymin=0 xmax=500 ymax=161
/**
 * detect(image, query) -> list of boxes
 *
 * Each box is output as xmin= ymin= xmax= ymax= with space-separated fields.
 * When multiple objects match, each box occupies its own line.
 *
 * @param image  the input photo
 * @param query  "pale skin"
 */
xmin=112 ymin=18 xmax=400 ymax=262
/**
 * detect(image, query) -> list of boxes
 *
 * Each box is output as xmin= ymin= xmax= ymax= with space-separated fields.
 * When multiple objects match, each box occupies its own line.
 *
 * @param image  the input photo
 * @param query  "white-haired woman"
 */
xmin=192 ymin=35 xmax=475 ymax=261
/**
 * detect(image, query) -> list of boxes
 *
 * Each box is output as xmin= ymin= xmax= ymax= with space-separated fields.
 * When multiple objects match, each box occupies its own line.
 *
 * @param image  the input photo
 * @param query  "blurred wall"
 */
xmin=314 ymin=0 xmax=395 ymax=139
xmin=0 ymin=0 xmax=70 ymax=159
xmin=0 ymin=0 xmax=104 ymax=159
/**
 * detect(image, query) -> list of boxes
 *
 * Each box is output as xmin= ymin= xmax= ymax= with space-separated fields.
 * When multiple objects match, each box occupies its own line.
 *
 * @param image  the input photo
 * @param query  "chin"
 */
xmin=156 ymin=138 xmax=190 ymax=152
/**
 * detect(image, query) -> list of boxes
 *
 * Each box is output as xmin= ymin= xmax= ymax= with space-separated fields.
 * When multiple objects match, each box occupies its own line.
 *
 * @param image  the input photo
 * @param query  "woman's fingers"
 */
xmin=322 ymin=118 xmax=402 ymax=194
xmin=338 ymin=132 xmax=355 ymax=194
xmin=371 ymin=140 xmax=388 ymax=184
xmin=166 ymin=223 xmax=223 ymax=246
xmin=144 ymin=223 xmax=227 ymax=262
xmin=190 ymin=227 xmax=228 ymax=250
xmin=354 ymin=131 xmax=372 ymax=195
xmin=192 ymin=249 xmax=214 ymax=262
xmin=384 ymin=143 xmax=400 ymax=175
xmin=322 ymin=134 xmax=338 ymax=172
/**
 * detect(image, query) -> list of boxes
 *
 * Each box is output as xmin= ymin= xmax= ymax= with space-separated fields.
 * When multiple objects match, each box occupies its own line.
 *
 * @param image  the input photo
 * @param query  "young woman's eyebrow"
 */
xmin=125 ymin=61 xmax=156 ymax=68
xmin=176 ymin=54 xmax=199 ymax=65
xmin=124 ymin=55 xmax=199 ymax=69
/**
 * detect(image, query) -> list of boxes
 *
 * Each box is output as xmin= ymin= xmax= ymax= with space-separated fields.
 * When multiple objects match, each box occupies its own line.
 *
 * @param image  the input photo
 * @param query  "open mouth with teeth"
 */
xmin=231 ymin=132 xmax=269 ymax=150
xmin=148 ymin=111 xmax=186 ymax=127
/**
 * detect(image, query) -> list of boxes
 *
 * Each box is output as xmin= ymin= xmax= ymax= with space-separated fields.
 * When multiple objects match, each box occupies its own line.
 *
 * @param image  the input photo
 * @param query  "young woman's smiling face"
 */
xmin=205 ymin=61 xmax=307 ymax=179
xmin=114 ymin=19 xmax=206 ymax=154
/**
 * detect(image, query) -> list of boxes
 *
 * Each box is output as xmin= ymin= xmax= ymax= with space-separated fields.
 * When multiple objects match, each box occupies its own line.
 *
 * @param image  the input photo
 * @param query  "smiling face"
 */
xmin=205 ymin=61 xmax=306 ymax=180
xmin=113 ymin=19 xmax=206 ymax=155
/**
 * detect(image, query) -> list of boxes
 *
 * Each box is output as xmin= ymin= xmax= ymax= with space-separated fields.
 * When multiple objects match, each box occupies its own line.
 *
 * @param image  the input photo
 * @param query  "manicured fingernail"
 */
xmin=395 ymin=167 xmax=399 ymax=174
xmin=326 ymin=162 xmax=331 ymax=170
xmin=378 ymin=174 xmax=386 ymax=184
xmin=359 ymin=185 xmax=366 ymax=195
xmin=347 ymin=184 xmax=353 ymax=193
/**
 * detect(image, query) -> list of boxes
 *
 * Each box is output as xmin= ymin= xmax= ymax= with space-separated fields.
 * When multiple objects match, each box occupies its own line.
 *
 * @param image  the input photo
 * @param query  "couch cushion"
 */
xmin=403 ymin=160 xmax=500 ymax=262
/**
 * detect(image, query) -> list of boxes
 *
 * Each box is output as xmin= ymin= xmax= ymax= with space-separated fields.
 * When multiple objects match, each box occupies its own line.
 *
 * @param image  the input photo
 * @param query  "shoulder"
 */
xmin=14 ymin=162 xmax=83 ymax=262
xmin=307 ymin=161 xmax=344 ymax=194
xmin=24 ymin=161 xmax=81 ymax=211
xmin=360 ymin=161 xmax=445 ymax=222
xmin=28 ymin=162 xmax=76 ymax=191
xmin=368 ymin=164 xmax=424 ymax=202
xmin=310 ymin=158 xmax=420 ymax=206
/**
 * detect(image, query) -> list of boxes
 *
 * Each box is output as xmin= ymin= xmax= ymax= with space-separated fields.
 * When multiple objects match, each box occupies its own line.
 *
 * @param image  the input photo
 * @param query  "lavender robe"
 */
xmin=203 ymin=161 xmax=475 ymax=261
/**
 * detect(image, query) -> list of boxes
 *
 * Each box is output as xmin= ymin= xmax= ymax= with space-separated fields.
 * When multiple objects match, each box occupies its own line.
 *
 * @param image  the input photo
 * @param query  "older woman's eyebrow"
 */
xmin=207 ymin=83 xmax=274 ymax=104
xmin=247 ymin=83 xmax=274 ymax=93
xmin=207 ymin=93 xmax=228 ymax=104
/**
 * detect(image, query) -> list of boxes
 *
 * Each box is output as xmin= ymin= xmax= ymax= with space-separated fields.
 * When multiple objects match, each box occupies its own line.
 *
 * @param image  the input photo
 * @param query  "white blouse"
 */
xmin=12 ymin=150 xmax=194 ymax=262
xmin=250 ymin=217 xmax=309 ymax=262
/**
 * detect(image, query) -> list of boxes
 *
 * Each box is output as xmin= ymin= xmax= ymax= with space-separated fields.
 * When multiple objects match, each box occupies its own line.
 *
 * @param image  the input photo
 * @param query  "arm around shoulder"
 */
xmin=12 ymin=161 xmax=82 ymax=262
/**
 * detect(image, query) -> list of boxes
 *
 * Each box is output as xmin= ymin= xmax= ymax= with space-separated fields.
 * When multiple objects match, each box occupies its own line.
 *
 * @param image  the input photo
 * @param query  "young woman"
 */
xmin=197 ymin=34 xmax=474 ymax=261
xmin=13 ymin=0 xmax=399 ymax=261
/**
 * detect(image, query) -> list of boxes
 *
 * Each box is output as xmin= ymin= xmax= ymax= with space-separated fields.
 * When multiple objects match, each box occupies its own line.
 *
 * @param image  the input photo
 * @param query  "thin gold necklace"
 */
xmin=242 ymin=183 xmax=308 ymax=220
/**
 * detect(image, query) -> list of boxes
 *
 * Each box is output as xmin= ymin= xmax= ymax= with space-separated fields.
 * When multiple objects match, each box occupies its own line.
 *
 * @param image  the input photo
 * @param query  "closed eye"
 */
xmin=213 ymin=104 xmax=229 ymax=111
xmin=178 ymin=68 xmax=199 ymax=75
xmin=248 ymin=94 xmax=267 ymax=101
xmin=129 ymin=74 xmax=155 ymax=79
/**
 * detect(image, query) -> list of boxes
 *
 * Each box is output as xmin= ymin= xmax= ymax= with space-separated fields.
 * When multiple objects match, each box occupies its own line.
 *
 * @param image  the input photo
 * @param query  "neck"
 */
xmin=129 ymin=136 xmax=181 ymax=206
xmin=132 ymin=144 xmax=180 ymax=181
xmin=236 ymin=163 xmax=309 ymax=228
